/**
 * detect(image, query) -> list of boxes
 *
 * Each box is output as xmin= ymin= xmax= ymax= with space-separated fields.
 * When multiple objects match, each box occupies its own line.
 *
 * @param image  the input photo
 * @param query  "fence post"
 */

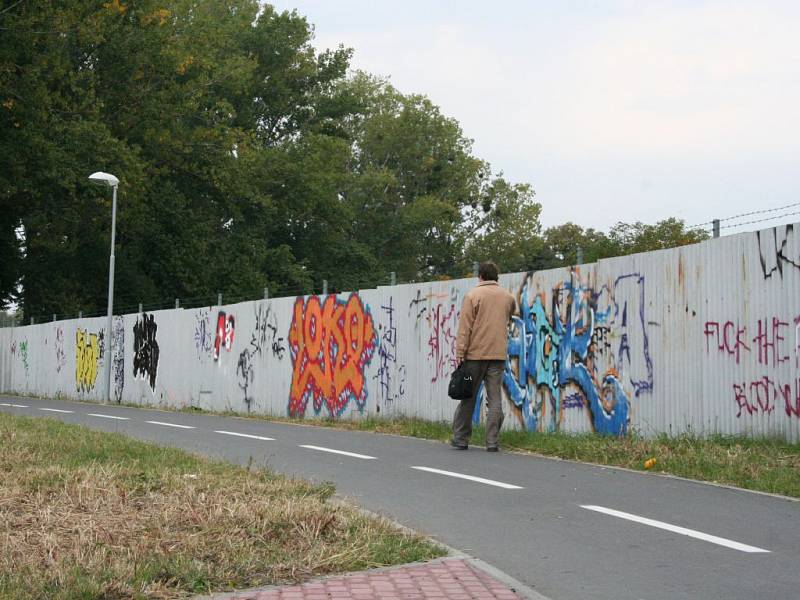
xmin=390 ymin=271 xmax=396 ymax=286
xmin=78 ymin=310 xmax=83 ymax=319
xmin=217 ymin=293 xmax=222 ymax=306
xmin=30 ymin=317 xmax=34 ymax=325
xmin=322 ymin=280 xmax=328 ymax=295
xmin=175 ymin=298 xmax=180 ymax=309
xmin=576 ymin=246 xmax=584 ymax=265
xmin=52 ymin=314 xmax=56 ymax=322
xmin=138 ymin=303 xmax=143 ymax=314
xmin=264 ymin=287 xmax=269 ymax=300
xmin=712 ymin=219 xmax=720 ymax=238
xmin=472 ymin=262 xmax=479 ymax=277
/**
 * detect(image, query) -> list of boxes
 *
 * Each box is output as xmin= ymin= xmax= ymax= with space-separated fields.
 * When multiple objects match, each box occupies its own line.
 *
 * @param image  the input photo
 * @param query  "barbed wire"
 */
xmin=719 ymin=210 xmax=800 ymax=230
xmin=688 ymin=201 xmax=800 ymax=230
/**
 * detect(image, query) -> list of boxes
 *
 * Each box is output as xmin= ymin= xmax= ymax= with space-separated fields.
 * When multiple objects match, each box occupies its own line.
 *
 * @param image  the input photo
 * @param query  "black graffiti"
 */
xmin=374 ymin=297 xmax=406 ymax=410
xmin=237 ymin=304 xmax=283 ymax=411
xmin=112 ymin=317 xmax=125 ymax=403
xmin=591 ymin=325 xmax=613 ymax=356
xmin=133 ymin=313 xmax=159 ymax=391
xmin=267 ymin=323 xmax=286 ymax=359
xmin=409 ymin=289 xmax=427 ymax=322
xmin=757 ymin=224 xmax=799 ymax=279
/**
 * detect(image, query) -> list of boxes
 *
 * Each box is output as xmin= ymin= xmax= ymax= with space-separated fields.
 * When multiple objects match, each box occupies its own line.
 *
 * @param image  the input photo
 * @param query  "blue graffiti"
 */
xmin=474 ymin=271 xmax=648 ymax=436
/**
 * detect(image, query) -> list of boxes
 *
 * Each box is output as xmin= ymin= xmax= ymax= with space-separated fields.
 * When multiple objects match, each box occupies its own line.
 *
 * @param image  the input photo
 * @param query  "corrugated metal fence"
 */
xmin=1 ymin=222 xmax=798 ymax=440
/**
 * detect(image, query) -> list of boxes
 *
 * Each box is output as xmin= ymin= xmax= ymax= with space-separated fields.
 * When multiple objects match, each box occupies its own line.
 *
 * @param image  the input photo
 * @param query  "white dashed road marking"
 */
xmin=39 ymin=408 xmax=74 ymax=414
xmin=580 ymin=505 xmax=771 ymax=553
xmin=215 ymin=430 xmax=275 ymax=441
xmin=88 ymin=413 xmax=129 ymax=420
xmin=299 ymin=445 xmax=377 ymax=460
xmin=0 ymin=402 xmax=29 ymax=408
xmin=410 ymin=466 xmax=524 ymax=490
xmin=146 ymin=420 xmax=195 ymax=429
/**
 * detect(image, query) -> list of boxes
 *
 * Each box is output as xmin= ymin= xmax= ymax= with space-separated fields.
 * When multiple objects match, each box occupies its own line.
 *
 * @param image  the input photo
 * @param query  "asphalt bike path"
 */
xmin=2 ymin=395 xmax=798 ymax=600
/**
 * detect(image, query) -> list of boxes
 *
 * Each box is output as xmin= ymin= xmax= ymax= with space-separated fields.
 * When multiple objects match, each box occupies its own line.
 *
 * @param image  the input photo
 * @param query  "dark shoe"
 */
xmin=450 ymin=439 xmax=468 ymax=450
xmin=486 ymin=446 xmax=499 ymax=453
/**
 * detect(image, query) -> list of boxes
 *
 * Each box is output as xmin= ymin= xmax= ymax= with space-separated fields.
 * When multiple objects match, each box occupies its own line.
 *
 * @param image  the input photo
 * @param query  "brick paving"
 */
xmin=204 ymin=558 xmax=526 ymax=600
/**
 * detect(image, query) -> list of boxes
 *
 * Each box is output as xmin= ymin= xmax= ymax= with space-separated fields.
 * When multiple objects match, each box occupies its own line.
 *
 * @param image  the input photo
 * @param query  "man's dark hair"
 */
xmin=478 ymin=261 xmax=499 ymax=281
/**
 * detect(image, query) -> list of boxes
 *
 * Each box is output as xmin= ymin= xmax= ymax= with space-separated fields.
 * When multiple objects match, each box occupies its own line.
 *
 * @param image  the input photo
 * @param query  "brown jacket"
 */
xmin=456 ymin=281 xmax=516 ymax=361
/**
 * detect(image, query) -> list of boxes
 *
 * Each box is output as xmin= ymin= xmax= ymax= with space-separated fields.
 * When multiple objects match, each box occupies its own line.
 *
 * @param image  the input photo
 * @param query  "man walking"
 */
xmin=452 ymin=261 xmax=516 ymax=452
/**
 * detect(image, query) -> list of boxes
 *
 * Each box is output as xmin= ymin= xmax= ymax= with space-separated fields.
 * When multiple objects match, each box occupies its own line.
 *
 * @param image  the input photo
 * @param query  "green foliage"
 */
xmin=544 ymin=218 xmax=709 ymax=267
xmin=462 ymin=179 xmax=558 ymax=273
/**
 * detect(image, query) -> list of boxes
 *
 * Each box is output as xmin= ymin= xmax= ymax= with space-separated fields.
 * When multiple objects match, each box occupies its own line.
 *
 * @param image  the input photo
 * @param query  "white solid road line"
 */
xmin=411 ymin=466 xmax=524 ymax=490
xmin=88 ymin=413 xmax=129 ymax=420
xmin=581 ymin=505 xmax=771 ymax=553
xmin=39 ymin=408 xmax=74 ymax=414
xmin=215 ymin=430 xmax=275 ymax=441
xmin=146 ymin=420 xmax=195 ymax=429
xmin=299 ymin=445 xmax=377 ymax=460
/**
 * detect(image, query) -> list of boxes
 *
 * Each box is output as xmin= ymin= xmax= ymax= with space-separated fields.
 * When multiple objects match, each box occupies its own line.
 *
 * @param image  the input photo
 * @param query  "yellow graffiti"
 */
xmin=76 ymin=329 xmax=100 ymax=392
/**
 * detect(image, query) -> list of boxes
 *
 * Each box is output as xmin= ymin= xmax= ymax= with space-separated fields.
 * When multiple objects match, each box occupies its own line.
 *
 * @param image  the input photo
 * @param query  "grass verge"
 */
xmin=191 ymin=411 xmax=800 ymax=499
xmin=0 ymin=413 xmax=445 ymax=600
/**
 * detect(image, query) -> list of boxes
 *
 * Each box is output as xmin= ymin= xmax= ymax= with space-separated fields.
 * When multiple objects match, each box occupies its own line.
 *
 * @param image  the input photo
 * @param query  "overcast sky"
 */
xmin=270 ymin=0 xmax=800 ymax=234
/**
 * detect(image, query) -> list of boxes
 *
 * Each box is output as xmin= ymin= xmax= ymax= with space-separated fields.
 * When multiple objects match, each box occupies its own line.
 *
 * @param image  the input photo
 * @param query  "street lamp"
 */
xmin=89 ymin=171 xmax=119 ymax=404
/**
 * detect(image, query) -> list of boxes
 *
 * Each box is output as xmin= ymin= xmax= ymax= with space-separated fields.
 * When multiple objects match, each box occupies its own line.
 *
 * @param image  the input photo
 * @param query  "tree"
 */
xmin=462 ymin=179 xmax=557 ymax=273
xmin=544 ymin=218 xmax=709 ymax=268
xmin=607 ymin=218 xmax=709 ymax=255
xmin=544 ymin=223 xmax=616 ymax=265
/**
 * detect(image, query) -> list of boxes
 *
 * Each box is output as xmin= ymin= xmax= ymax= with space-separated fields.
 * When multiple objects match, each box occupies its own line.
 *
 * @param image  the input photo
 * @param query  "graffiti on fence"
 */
xmin=267 ymin=318 xmax=286 ymax=359
xmin=213 ymin=311 xmax=235 ymax=361
xmin=757 ymin=224 xmax=799 ymax=280
xmin=133 ymin=313 xmax=159 ymax=391
xmin=55 ymin=327 xmax=66 ymax=373
xmin=288 ymin=294 xmax=377 ymax=417
xmin=237 ymin=303 xmax=282 ymax=411
xmin=75 ymin=328 xmax=103 ymax=392
xmin=18 ymin=340 xmax=28 ymax=376
xmin=704 ymin=314 xmax=800 ymax=418
xmin=194 ymin=309 xmax=213 ymax=360
xmin=473 ymin=270 xmax=653 ymax=436
xmin=427 ymin=300 xmax=459 ymax=384
xmin=375 ymin=296 xmax=406 ymax=409
xmin=112 ymin=317 xmax=125 ymax=402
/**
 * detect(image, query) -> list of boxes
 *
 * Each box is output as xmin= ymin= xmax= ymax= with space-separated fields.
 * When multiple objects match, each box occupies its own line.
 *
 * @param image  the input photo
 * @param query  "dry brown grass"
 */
xmin=0 ymin=414 xmax=443 ymax=599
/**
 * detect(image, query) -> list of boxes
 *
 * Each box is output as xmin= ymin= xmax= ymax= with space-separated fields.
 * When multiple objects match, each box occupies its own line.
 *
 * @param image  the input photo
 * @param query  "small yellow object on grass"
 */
xmin=644 ymin=458 xmax=657 ymax=469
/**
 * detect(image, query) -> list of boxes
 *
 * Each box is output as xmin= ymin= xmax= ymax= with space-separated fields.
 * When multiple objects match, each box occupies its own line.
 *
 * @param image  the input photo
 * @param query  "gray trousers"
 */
xmin=452 ymin=359 xmax=505 ymax=448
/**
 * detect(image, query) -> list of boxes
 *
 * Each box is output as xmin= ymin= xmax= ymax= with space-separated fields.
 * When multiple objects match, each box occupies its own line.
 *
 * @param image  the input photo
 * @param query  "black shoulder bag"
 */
xmin=448 ymin=363 xmax=474 ymax=400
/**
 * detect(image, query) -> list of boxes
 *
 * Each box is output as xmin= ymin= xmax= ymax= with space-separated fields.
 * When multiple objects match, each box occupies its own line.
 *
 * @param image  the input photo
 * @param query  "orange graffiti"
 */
xmin=288 ymin=294 xmax=377 ymax=417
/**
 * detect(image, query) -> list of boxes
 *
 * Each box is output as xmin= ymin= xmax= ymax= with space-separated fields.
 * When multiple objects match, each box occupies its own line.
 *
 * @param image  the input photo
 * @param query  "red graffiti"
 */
xmin=288 ymin=294 xmax=377 ymax=417
xmin=733 ymin=377 xmax=800 ymax=418
xmin=752 ymin=317 xmax=790 ymax=367
xmin=427 ymin=303 xmax=458 ymax=383
xmin=213 ymin=311 xmax=235 ymax=361
xmin=703 ymin=321 xmax=750 ymax=364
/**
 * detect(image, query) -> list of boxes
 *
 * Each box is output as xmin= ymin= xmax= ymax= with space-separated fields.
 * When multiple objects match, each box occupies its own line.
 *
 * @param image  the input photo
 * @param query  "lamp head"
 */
xmin=88 ymin=171 xmax=119 ymax=187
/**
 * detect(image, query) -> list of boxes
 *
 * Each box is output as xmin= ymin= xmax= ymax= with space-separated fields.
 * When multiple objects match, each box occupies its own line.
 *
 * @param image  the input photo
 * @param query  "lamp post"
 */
xmin=89 ymin=171 xmax=119 ymax=404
